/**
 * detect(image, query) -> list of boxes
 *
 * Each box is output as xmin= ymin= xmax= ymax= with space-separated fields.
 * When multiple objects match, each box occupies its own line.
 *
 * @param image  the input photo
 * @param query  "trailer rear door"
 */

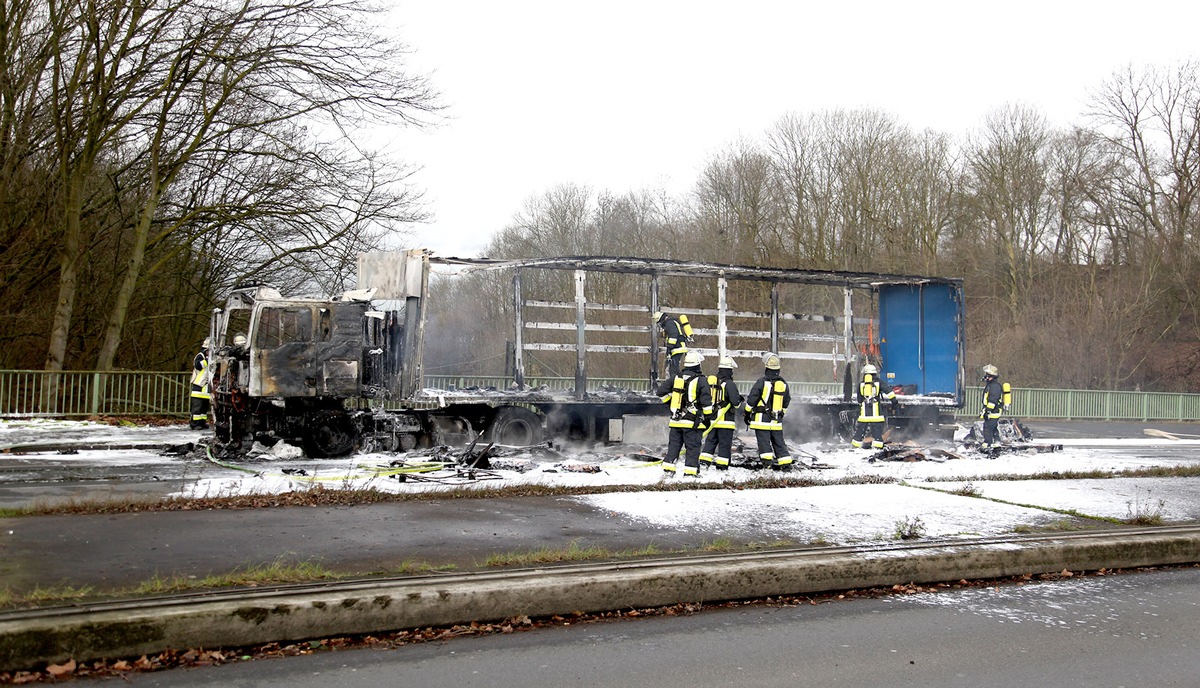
xmin=877 ymin=283 xmax=963 ymax=402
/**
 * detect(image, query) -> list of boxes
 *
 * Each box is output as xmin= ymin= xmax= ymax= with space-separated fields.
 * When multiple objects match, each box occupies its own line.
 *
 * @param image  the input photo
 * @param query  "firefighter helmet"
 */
xmin=982 ymin=364 xmax=999 ymax=378
xmin=763 ymin=353 xmax=781 ymax=370
xmin=718 ymin=356 xmax=737 ymax=369
xmin=202 ymin=337 xmax=210 ymax=348
xmin=653 ymin=311 xmax=664 ymax=322
xmin=233 ymin=334 xmax=247 ymax=347
xmin=862 ymin=364 xmax=878 ymax=376
xmin=683 ymin=351 xmax=704 ymax=368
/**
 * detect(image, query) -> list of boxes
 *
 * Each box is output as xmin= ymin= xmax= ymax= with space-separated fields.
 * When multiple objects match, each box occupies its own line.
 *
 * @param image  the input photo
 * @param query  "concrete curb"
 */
xmin=4 ymin=526 xmax=1200 ymax=671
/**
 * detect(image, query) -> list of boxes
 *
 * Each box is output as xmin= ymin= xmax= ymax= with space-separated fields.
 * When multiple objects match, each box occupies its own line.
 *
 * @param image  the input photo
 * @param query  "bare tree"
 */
xmin=91 ymin=0 xmax=435 ymax=369
xmin=959 ymin=104 xmax=1053 ymax=328
xmin=41 ymin=0 xmax=208 ymax=372
xmin=6 ymin=0 xmax=435 ymax=371
xmin=1087 ymin=61 xmax=1200 ymax=385
xmin=766 ymin=111 xmax=837 ymax=267
xmin=692 ymin=139 xmax=778 ymax=267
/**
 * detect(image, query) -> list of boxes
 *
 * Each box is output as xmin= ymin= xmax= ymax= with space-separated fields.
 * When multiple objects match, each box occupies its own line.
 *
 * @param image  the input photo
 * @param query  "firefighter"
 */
xmin=189 ymin=338 xmax=211 ymax=430
xmin=656 ymin=350 xmax=713 ymax=478
xmin=743 ymin=353 xmax=793 ymax=470
xmin=654 ymin=311 xmax=693 ymax=377
xmin=700 ymin=356 xmax=741 ymax=470
xmin=979 ymin=364 xmax=1011 ymax=451
xmin=851 ymin=364 xmax=897 ymax=449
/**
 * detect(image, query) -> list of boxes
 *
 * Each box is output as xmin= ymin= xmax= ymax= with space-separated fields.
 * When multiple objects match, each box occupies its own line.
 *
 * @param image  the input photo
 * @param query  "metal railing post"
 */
xmin=91 ymin=372 xmax=102 ymax=416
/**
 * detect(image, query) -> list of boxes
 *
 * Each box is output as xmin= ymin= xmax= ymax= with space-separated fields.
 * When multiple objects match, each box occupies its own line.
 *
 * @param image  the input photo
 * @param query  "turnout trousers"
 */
xmin=753 ymin=428 xmax=791 ymax=470
xmin=664 ymin=426 xmax=702 ymax=477
xmin=699 ymin=427 xmax=734 ymax=469
xmin=851 ymin=419 xmax=886 ymax=449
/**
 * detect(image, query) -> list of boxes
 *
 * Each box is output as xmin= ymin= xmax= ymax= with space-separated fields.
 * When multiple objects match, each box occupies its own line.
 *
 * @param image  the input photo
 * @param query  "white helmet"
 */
xmin=233 ymin=334 xmax=247 ymax=347
xmin=718 ymin=356 xmax=737 ymax=369
xmin=763 ymin=353 xmax=781 ymax=370
xmin=202 ymin=337 xmax=210 ymax=348
xmin=982 ymin=364 xmax=999 ymax=377
xmin=862 ymin=364 xmax=878 ymax=376
xmin=652 ymin=311 xmax=663 ymax=321
xmin=683 ymin=350 xmax=704 ymax=368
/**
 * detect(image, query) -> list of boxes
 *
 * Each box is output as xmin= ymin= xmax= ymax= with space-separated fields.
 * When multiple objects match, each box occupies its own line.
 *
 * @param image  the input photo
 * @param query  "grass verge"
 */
xmin=0 ymin=557 xmax=459 ymax=611
xmin=482 ymin=540 xmax=663 ymax=568
xmin=0 ymin=536 xmax=793 ymax=610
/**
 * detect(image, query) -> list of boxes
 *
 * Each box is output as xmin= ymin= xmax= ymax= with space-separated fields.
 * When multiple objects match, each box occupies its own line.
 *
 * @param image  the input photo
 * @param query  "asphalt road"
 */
xmin=125 ymin=565 xmax=1200 ymax=688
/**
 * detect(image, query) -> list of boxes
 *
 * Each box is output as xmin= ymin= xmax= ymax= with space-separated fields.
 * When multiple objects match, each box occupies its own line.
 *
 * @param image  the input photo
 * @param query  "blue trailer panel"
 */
xmin=877 ymin=283 xmax=963 ymax=404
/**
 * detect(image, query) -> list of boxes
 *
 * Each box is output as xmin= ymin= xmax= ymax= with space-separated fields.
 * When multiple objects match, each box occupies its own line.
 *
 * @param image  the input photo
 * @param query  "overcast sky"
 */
xmin=383 ymin=0 xmax=1200 ymax=258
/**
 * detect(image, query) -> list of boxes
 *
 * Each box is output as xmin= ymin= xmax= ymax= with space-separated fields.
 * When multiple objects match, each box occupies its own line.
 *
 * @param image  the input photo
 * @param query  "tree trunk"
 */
xmin=95 ymin=193 xmax=155 ymax=371
xmin=44 ymin=174 xmax=84 ymax=372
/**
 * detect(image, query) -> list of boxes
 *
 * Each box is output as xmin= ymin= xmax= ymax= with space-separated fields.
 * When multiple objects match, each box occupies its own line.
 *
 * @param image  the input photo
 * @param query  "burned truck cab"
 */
xmin=209 ymin=250 xmax=430 ymax=458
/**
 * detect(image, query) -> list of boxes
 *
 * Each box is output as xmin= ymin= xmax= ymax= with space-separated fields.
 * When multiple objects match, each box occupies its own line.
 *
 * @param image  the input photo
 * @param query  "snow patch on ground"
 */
xmin=574 ymin=483 xmax=1061 ymax=544
xmin=886 ymin=575 xmax=1156 ymax=633
xmin=923 ymin=477 xmax=1200 ymax=522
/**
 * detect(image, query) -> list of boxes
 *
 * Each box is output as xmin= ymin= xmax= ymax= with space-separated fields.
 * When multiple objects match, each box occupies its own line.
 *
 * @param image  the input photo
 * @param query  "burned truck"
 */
xmin=207 ymin=250 xmax=966 ymax=457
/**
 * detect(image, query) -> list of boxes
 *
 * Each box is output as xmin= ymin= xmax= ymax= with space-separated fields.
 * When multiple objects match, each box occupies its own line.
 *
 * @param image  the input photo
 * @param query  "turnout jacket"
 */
xmin=190 ymin=351 xmax=210 ymax=399
xmin=659 ymin=316 xmax=690 ymax=356
xmin=981 ymin=378 xmax=1010 ymax=419
xmin=706 ymin=370 xmax=742 ymax=430
xmin=856 ymin=372 xmax=895 ymax=422
xmin=744 ymin=370 xmax=790 ymax=431
xmin=656 ymin=366 xmax=713 ymax=429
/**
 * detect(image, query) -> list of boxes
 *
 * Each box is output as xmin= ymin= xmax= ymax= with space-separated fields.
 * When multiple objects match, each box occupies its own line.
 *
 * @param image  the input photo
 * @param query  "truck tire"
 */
xmin=489 ymin=406 xmax=544 ymax=446
xmin=303 ymin=411 xmax=358 ymax=458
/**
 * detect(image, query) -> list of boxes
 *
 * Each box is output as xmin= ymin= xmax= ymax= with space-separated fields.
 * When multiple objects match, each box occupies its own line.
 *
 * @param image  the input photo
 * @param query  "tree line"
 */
xmin=428 ymin=61 xmax=1200 ymax=392
xmin=0 ymin=0 xmax=435 ymax=372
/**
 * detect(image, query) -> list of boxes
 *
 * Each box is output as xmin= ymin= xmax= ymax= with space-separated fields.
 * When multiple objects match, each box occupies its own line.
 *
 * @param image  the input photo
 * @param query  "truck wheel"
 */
xmin=489 ymin=407 xmax=544 ymax=446
xmin=394 ymin=433 xmax=417 ymax=451
xmin=304 ymin=412 xmax=357 ymax=458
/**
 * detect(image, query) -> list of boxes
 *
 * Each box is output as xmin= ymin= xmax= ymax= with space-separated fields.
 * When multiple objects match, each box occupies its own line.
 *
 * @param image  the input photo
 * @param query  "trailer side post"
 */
xmin=770 ymin=283 xmax=780 ymax=355
xmin=650 ymin=275 xmax=660 ymax=390
xmin=843 ymin=287 xmax=854 ymax=374
xmin=718 ymin=275 xmax=727 ymax=359
xmin=575 ymin=270 xmax=586 ymax=401
xmin=513 ymin=272 xmax=524 ymax=389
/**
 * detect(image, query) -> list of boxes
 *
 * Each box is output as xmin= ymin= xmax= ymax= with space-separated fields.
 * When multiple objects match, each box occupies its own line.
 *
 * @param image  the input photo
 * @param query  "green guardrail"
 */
xmin=959 ymin=385 xmax=1200 ymax=422
xmin=0 ymin=371 xmax=1198 ymax=422
xmin=0 ymin=370 xmax=191 ymax=417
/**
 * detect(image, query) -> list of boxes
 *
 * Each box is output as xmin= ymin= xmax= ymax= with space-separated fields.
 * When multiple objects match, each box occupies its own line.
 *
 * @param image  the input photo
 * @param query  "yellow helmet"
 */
xmin=763 ymin=353 xmax=781 ymax=370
